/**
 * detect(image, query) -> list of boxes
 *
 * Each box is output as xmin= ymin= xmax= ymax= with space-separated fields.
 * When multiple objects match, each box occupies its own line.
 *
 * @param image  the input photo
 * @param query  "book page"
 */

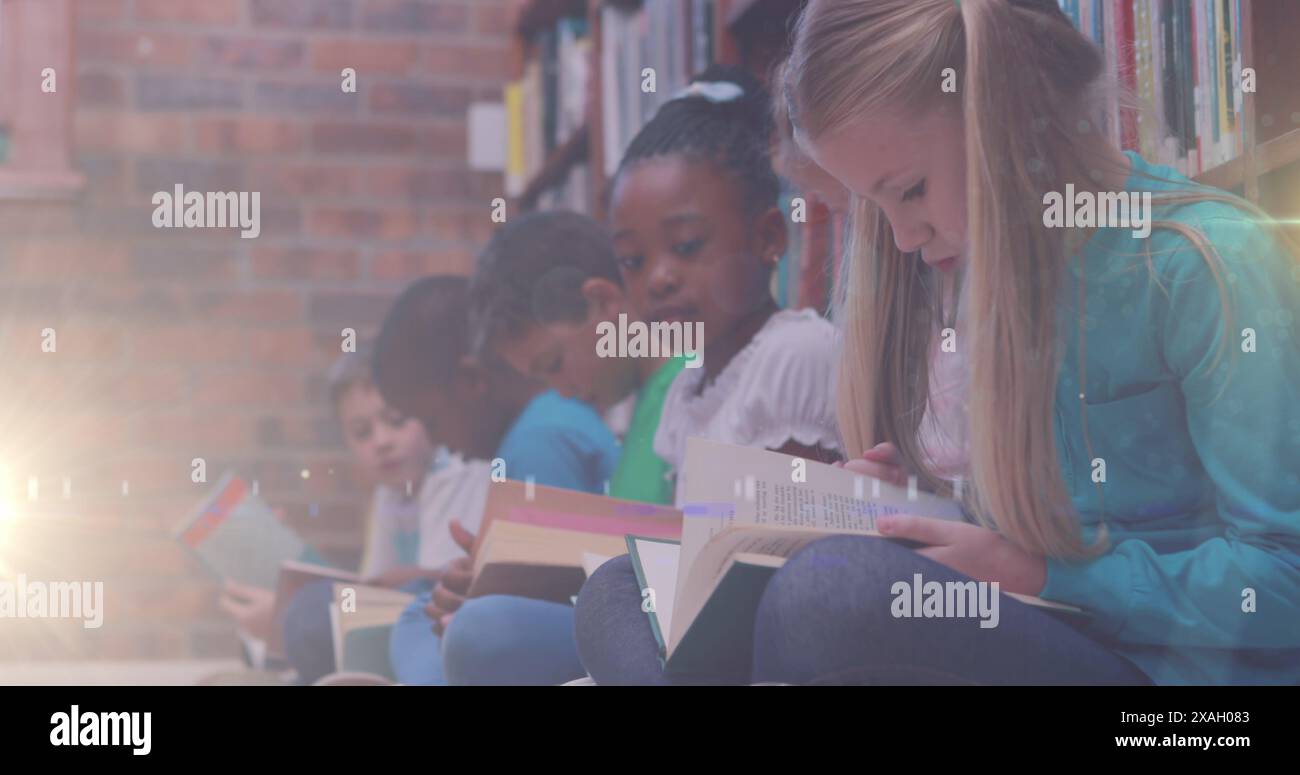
xmin=630 ymin=538 xmax=680 ymax=647
xmin=673 ymin=437 xmax=964 ymax=634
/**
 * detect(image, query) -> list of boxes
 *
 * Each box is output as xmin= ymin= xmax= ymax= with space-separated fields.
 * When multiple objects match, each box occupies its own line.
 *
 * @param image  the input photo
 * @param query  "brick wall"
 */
xmin=0 ymin=0 xmax=520 ymax=660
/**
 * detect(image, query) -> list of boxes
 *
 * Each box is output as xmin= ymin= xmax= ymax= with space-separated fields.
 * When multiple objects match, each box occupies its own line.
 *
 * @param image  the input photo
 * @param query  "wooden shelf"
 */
xmin=1194 ymin=128 xmax=1300 ymax=191
xmin=517 ymin=124 xmax=590 ymax=210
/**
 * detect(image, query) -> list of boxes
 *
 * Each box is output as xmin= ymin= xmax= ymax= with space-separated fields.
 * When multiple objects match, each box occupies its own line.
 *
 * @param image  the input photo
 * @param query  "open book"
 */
xmin=466 ymin=479 xmax=681 ymax=604
xmin=629 ymin=438 xmax=1082 ymax=678
xmin=328 ymin=583 xmax=415 ymax=680
xmin=174 ymin=471 xmax=304 ymax=590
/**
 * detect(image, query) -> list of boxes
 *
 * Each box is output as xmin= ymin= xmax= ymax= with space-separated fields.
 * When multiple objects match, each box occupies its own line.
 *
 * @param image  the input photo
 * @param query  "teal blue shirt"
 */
xmin=496 ymin=390 xmax=620 ymax=495
xmin=1040 ymin=152 xmax=1300 ymax=685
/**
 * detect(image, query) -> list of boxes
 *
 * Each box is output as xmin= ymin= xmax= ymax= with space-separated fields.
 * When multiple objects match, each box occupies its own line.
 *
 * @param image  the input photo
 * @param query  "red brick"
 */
xmin=199 ymin=37 xmax=306 ymax=69
xmin=473 ymin=2 xmax=517 ymax=36
xmin=6 ymin=239 xmax=132 ymax=280
xmin=308 ymin=207 xmax=419 ymax=240
xmin=136 ymin=0 xmax=240 ymax=25
xmin=246 ymin=328 xmax=318 ymax=364
xmin=365 ymin=166 xmax=498 ymax=202
xmin=105 ymin=367 xmax=190 ymax=405
xmin=371 ymin=248 xmax=473 ymax=279
xmin=310 ymin=39 xmax=420 ymax=75
xmin=133 ymin=411 xmax=257 ymax=449
xmin=369 ymin=83 xmax=472 ymax=117
xmin=424 ymin=43 xmax=516 ymax=80
xmin=194 ymin=118 xmax=307 ymax=154
xmin=425 ymin=207 xmax=496 ymax=244
xmin=245 ymin=162 xmax=358 ymax=198
xmin=311 ymin=122 xmax=419 ymax=155
xmin=38 ymin=324 xmax=127 ymax=361
xmin=75 ymin=111 xmax=188 ymax=153
xmin=251 ymin=247 xmax=359 ymax=281
xmin=190 ymin=289 xmax=305 ymax=324
xmin=59 ymin=413 xmax=133 ymax=448
xmin=76 ymin=0 xmax=128 ymax=23
xmin=250 ymin=0 xmax=352 ymax=29
xmin=76 ymin=71 xmax=126 ymax=108
xmin=192 ymin=369 xmax=305 ymax=406
xmin=359 ymin=0 xmax=469 ymax=34
xmin=78 ymin=30 xmax=195 ymax=68
xmin=131 ymin=325 xmax=246 ymax=363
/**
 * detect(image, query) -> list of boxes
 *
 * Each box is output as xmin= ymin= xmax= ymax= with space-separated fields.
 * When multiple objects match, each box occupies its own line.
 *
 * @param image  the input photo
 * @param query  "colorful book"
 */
xmin=465 ymin=479 xmax=682 ymax=604
xmin=174 ymin=471 xmax=304 ymax=590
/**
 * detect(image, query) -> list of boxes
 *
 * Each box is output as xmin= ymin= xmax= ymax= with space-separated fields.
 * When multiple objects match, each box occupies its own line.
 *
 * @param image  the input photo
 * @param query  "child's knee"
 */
xmin=441 ymin=596 xmax=518 ymax=683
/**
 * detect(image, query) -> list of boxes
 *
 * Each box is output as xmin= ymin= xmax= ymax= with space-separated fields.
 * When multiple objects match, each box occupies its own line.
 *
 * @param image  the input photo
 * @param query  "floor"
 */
xmin=0 ymin=659 xmax=254 ymax=685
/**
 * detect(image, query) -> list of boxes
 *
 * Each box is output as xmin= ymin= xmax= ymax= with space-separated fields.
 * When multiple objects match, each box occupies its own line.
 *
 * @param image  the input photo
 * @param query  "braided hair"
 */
xmin=611 ymin=64 xmax=780 ymax=217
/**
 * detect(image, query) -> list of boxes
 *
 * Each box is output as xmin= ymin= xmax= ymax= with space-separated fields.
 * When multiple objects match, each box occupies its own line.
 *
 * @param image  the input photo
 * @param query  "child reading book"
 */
xmin=590 ymin=0 xmax=1300 ymax=685
xmin=407 ymin=211 xmax=689 ymax=686
xmin=373 ymin=274 xmax=620 ymax=685
xmin=606 ymin=64 xmax=844 ymax=492
xmin=468 ymin=209 xmax=684 ymax=506
xmin=573 ymin=64 xmax=850 ymax=682
xmin=217 ymin=347 xmax=443 ymax=681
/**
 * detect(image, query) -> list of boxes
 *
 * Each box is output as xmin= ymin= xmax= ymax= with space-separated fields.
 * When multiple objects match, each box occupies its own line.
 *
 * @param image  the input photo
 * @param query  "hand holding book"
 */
xmin=838 ymin=442 xmax=910 ymax=489
xmin=424 ymin=519 xmax=476 ymax=636
xmin=876 ymin=514 xmax=1048 ymax=597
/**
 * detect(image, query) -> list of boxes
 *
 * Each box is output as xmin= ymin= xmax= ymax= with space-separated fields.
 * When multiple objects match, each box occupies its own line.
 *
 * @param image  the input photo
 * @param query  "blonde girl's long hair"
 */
xmin=786 ymin=0 xmax=1295 ymax=560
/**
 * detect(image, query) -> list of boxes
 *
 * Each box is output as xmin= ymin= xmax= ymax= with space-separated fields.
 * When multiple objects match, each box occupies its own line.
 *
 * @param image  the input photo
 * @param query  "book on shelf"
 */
xmin=1060 ymin=0 xmax=1244 ymax=179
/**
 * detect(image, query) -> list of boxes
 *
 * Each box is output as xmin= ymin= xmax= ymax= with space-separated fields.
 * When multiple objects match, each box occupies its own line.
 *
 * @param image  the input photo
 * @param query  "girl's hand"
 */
xmin=838 ymin=442 xmax=909 ymax=488
xmin=423 ymin=520 xmax=476 ymax=636
xmin=877 ymin=515 xmax=1047 ymax=597
xmin=218 ymin=580 xmax=276 ymax=640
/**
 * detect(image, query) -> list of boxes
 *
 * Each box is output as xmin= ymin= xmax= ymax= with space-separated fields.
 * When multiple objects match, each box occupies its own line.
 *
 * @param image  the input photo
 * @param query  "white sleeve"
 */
xmin=358 ymin=488 xmax=398 ymax=579
xmin=416 ymin=460 xmax=492 ymax=570
xmin=733 ymin=316 xmax=843 ymax=454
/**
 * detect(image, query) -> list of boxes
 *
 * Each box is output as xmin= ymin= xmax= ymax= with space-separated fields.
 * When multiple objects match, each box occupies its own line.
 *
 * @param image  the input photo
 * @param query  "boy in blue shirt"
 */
xmin=373 ymin=275 xmax=618 ymax=685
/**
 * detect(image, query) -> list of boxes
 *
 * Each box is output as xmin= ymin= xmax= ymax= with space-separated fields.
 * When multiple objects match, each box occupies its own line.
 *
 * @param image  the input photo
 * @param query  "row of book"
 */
xmin=505 ymin=17 xmax=591 ymax=198
xmin=1060 ymin=0 xmax=1245 ymax=179
xmin=178 ymin=439 xmax=1078 ymax=681
xmin=600 ymin=0 xmax=718 ymax=179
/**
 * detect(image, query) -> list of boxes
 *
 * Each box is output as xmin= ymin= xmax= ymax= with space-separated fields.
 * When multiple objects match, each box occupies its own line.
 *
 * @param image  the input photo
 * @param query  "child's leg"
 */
xmin=440 ymin=595 xmax=585 ymax=685
xmin=752 ymin=535 xmax=1152 ymax=685
xmin=388 ymin=590 xmax=447 ymax=686
xmin=573 ymin=556 xmax=743 ymax=685
xmin=281 ymin=579 xmax=337 ymax=685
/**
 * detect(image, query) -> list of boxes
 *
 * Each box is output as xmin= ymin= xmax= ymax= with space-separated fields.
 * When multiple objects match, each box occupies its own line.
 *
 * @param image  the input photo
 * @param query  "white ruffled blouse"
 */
xmin=653 ymin=308 xmax=843 ymax=502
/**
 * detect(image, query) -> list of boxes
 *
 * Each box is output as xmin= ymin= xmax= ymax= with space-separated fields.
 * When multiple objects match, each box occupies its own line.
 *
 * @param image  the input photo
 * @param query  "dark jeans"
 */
xmin=574 ymin=535 xmax=1152 ymax=685
xmin=283 ymin=577 xmax=433 ymax=685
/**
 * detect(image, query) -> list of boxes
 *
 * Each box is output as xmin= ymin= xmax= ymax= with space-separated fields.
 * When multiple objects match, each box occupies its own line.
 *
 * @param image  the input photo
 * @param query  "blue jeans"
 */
xmin=574 ymin=535 xmax=1153 ymax=685
xmin=389 ymin=589 xmax=447 ymax=686
xmin=389 ymin=593 xmax=586 ymax=686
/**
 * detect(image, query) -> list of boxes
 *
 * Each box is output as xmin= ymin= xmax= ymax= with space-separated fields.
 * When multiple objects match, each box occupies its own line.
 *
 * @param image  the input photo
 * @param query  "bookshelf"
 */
xmin=506 ymin=0 xmax=1300 ymax=305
